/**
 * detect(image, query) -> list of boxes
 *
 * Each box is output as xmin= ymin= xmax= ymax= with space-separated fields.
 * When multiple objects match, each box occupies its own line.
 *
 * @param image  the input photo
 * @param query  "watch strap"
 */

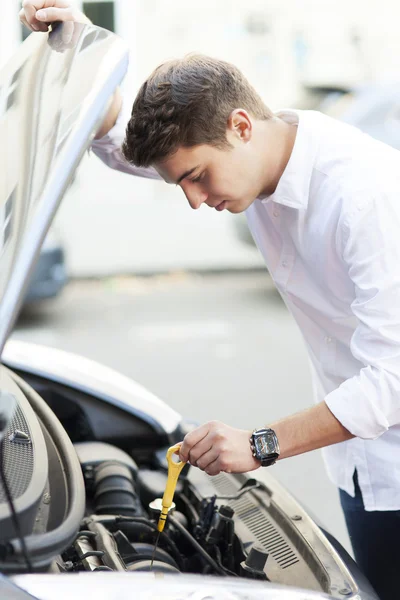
xmin=259 ymin=455 xmax=278 ymax=467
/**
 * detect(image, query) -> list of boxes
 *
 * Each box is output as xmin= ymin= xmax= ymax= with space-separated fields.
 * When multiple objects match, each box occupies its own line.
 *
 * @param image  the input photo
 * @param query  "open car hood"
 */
xmin=0 ymin=22 xmax=128 ymax=356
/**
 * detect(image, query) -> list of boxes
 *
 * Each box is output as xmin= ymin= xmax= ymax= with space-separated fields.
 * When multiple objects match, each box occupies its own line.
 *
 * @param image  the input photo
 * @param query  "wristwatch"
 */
xmin=250 ymin=428 xmax=280 ymax=467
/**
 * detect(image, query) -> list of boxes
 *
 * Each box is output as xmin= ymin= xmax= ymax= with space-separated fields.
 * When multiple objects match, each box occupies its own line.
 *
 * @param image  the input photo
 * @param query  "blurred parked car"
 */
xmin=318 ymin=80 xmax=400 ymax=148
xmin=24 ymin=229 xmax=67 ymax=304
xmin=0 ymin=22 xmax=378 ymax=600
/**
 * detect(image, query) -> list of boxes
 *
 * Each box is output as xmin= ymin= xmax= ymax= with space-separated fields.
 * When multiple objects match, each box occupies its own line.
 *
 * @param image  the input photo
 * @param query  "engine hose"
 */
xmin=179 ymin=493 xmax=199 ymax=523
xmin=109 ymin=517 xmax=184 ymax=570
xmin=167 ymin=516 xmax=228 ymax=576
xmin=214 ymin=545 xmax=237 ymax=577
xmin=94 ymin=461 xmax=143 ymax=517
xmin=92 ymin=514 xmax=225 ymax=575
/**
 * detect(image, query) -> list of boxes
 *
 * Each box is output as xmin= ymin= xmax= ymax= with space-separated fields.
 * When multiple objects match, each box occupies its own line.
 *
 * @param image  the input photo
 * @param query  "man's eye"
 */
xmin=191 ymin=173 xmax=204 ymax=183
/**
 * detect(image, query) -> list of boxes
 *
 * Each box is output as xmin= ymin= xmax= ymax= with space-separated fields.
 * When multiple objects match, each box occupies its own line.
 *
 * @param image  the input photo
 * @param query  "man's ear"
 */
xmin=227 ymin=109 xmax=252 ymax=142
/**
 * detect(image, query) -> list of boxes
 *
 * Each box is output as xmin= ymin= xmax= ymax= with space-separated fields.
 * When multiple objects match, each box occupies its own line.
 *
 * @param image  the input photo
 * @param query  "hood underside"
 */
xmin=0 ymin=22 xmax=128 ymax=356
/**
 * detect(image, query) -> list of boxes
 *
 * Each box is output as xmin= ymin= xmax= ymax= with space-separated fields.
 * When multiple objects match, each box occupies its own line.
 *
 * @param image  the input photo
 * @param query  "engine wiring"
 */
xmin=167 ymin=515 xmax=231 ymax=576
xmin=214 ymin=545 xmax=237 ymax=578
xmin=93 ymin=513 xmax=234 ymax=576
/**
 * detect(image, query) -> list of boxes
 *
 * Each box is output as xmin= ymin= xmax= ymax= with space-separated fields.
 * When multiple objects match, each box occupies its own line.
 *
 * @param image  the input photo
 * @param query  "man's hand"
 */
xmin=179 ymin=421 xmax=259 ymax=476
xmin=19 ymin=1 xmax=90 ymax=33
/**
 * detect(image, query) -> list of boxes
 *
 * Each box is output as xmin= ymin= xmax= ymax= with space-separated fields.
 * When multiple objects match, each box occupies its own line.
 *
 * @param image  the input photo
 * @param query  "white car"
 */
xmin=0 ymin=22 xmax=377 ymax=600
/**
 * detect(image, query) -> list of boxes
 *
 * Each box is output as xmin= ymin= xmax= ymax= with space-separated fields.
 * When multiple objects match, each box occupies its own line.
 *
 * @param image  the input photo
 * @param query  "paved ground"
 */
xmin=13 ymin=270 xmax=351 ymax=553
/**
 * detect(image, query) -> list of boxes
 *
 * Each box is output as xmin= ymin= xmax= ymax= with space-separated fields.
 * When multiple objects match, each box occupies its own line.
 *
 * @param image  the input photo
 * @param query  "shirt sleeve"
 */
xmin=325 ymin=191 xmax=400 ymax=439
xmin=90 ymin=90 xmax=161 ymax=180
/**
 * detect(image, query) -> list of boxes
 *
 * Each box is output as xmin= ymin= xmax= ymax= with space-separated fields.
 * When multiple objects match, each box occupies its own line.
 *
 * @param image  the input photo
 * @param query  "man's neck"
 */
xmin=258 ymin=118 xmax=297 ymax=198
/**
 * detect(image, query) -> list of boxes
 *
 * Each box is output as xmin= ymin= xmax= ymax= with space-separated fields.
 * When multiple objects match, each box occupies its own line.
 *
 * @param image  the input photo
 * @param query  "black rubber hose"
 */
xmin=179 ymin=493 xmax=199 ymax=523
xmin=168 ymin=516 xmax=227 ymax=576
xmin=94 ymin=461 xmax=143 ymax=516
xmin=98 ymin=516 xmax=184 ymax=570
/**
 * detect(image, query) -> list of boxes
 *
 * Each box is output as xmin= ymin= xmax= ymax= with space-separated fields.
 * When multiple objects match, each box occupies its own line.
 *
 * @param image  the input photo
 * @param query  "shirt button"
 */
xmin=325 ymin=336 xmax=332 ymax=343
xmin=273 ymin=210 xmax=279 ymax=217
xmin=282 ymin=260 xmax=288 ymax=268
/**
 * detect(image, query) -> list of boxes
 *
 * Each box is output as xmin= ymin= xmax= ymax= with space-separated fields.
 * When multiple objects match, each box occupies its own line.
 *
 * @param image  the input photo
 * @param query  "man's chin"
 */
xmin=227 ymin=206 xmax=243 ymax=214
xmin=228 ymin=199 xmax=255 ymax=214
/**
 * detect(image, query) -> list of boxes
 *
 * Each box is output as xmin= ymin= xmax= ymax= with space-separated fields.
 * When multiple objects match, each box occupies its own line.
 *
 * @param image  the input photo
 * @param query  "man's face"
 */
xmin=154 ymin=111 xmax=268 ymax=214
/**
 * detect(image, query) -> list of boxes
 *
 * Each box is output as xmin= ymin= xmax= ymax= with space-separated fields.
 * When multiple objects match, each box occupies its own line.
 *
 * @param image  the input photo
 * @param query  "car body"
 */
xmin=317 ymin=81 xmax=400 ymax=148
xmin=0 ymin=22 xmax=378 ymax=600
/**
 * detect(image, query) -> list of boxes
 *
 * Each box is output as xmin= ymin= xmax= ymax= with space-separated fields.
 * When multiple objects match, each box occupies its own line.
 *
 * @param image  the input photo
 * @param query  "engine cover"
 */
xmin=0 ymin=367 xmax=48 ymax=540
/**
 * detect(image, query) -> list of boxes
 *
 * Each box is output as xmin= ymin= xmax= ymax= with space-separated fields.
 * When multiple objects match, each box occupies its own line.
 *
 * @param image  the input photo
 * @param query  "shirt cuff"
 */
xmin=91 ymin=90 xmax=129 ymax=151
xmin=90 ymin=91 xmax=160 ymax=180
xmin=325 ymin=372 xmax=390 ymax=440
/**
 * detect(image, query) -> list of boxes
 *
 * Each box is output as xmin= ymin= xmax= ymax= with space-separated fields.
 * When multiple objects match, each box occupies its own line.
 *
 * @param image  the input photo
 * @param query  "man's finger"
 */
xmin=179 ymin=424 xmax=210 ymax=462
xmin=205 ymin=459 xmax=221 ymax=477
xmin=20 ymin=3 xmax=49 ymax=31
xmin=22 ymin=1 xmax=73 ymax=9
xmin=195 ymin=448 xmax=219 ymax=471
xmin=36 ymin=6 xmax=76 ymax=22
xmin=187 ymin=438 xmax=213 ymax=466
xmin=19 ymin=10 xmax=36 ymax=31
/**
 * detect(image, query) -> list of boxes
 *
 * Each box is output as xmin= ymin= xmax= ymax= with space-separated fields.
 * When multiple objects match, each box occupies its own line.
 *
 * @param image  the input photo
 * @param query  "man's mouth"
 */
xmin=215 ymin=200 xmax=227 ymax=211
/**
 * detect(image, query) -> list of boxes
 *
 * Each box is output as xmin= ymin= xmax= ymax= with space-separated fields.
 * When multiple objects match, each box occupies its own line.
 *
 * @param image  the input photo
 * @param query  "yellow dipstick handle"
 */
xmin=157 ymin=443 xmax=186 ymax=532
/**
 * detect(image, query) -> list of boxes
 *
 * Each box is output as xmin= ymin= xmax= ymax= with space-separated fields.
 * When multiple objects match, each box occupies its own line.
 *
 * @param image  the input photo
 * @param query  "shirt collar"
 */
xmin=259 ymin=109 xmax=320 ymax=211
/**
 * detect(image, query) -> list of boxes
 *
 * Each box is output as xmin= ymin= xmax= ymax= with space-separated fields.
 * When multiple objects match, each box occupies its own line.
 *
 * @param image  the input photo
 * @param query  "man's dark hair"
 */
xmin=122 ymin=54 xmax=273 ymax=168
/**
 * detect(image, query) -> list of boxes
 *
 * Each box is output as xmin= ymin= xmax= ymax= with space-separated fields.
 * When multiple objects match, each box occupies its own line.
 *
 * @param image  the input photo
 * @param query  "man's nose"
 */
xmin=182 ymin=184 xmax=208 ymax=210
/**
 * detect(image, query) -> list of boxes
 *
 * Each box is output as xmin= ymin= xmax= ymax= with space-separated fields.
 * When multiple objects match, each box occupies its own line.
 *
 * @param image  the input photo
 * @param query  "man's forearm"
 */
xmin=178 ymin=400 xmax=355 ymax=475
xmin=94 ymin=87 xmax=123 ymax=139
xmin=270 ymin=401 xmax=354 ymax=460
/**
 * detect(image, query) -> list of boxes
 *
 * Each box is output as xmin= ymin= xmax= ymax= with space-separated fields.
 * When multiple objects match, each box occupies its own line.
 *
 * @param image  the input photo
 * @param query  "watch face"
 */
xmin=254 ymin=431 xmax=278 ymax=458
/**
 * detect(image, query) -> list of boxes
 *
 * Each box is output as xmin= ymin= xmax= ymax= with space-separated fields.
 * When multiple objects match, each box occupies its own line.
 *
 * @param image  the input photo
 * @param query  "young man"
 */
xmin=21 ymin=3 xmax=400 ymax=597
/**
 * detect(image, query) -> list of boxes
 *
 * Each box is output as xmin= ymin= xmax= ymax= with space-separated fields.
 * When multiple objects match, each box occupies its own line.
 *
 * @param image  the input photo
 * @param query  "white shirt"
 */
xmin=92 ymin=103 xmax=400 ymax=511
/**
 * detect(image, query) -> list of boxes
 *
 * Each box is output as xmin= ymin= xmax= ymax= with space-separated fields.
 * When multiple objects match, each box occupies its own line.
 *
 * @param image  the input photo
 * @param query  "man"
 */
xmin=21 ymin=3 xmax=400 ymax=597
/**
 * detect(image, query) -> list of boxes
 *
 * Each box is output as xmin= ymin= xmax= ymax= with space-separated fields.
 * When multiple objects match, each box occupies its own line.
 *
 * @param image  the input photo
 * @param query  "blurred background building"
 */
xmin=2 ymin=0 xmax=400 ymax=277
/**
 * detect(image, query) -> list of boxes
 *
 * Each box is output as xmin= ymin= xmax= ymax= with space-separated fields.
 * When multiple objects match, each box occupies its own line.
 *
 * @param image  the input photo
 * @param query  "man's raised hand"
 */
xmin=19 ymin=1 xmax=90 ymax=33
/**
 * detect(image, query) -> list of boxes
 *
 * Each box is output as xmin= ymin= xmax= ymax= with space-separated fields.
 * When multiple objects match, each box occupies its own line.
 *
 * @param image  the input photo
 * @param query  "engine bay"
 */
xmin=61 ymin=451 xmax=267 ymax=578
xmin=0 ymin=362 xmax=368 ymax=598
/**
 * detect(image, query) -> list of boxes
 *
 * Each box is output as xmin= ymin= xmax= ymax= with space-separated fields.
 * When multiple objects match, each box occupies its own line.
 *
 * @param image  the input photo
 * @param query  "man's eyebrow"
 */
xmin=176 ymin=166 xmax=200 ymax=184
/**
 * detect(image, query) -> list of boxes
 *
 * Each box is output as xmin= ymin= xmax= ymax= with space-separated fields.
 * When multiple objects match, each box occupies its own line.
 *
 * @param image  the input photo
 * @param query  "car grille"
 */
xmin=212 ymin=473 xmax=300 ymax=569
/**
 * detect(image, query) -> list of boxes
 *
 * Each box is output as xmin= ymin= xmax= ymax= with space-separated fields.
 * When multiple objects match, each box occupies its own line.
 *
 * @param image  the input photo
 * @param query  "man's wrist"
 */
xmin=250 ymin=427 xmax=280 ymax=467
xmin=268 ymin=402 xmax=354 ymax=461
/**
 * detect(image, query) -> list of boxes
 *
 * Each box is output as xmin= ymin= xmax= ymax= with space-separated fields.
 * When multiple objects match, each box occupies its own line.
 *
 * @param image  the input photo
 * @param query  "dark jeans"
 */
xmin=340 ymin=471 xmax=400 ymax=600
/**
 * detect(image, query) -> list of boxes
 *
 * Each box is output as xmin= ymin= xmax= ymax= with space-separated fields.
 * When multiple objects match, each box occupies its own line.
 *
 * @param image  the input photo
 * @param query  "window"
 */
xmin=21 ymin=24 xmax=31 ymax=42
xmin=83 ymin=2 xmax=115 ymax=33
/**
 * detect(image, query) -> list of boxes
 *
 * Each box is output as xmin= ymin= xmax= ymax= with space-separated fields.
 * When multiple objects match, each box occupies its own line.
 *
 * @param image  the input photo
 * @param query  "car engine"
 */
xmin=60 ymin=453 xmax=266 ymax=579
